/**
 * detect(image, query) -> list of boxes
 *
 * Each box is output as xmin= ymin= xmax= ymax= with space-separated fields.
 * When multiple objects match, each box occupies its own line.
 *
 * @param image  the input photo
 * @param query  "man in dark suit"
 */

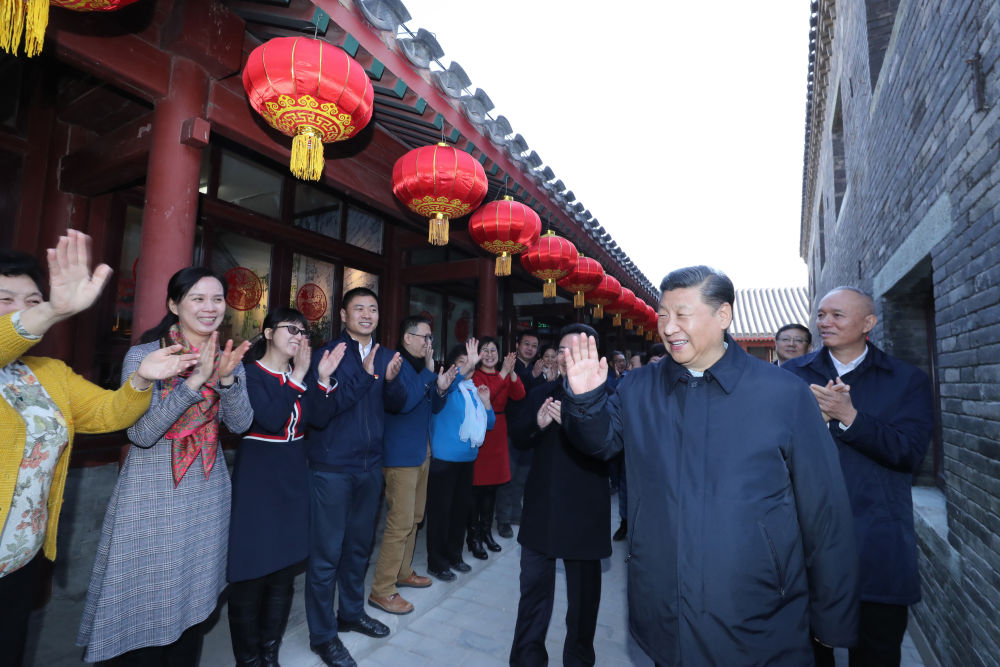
xmin=508 ymin=323 xmax=610 ymax=667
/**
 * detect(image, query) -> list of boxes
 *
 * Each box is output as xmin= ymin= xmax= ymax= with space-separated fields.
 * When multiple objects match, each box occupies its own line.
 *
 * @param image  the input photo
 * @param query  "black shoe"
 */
xmin=428 ymin=567 xmax=456 ymax=582
xmin=310 ymin=637 xmax=357 ymax=667
xmin=613 ymin=519 xmax=627 ymax=542
xmin=449 ymin=559 xmax=472 ymax=573
xmin=337 ymin=612 xmax=390 ymax=638
xmin=467 ymin=533 xmax=488 ymax=560
xmin=481 ymin=524 xmax=502 ymax=552
xmin=497 ymin=522 xmax=513 ymax=538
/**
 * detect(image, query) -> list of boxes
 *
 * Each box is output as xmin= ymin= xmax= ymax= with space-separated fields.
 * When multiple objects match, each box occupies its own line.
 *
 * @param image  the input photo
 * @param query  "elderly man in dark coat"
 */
xmin=508 ymin=323 xmax=610 ymax=667
xmin=783 ymin=286 xmax=934 ymax=667
xmin=562 ymin=265 xmax=859 ymax=666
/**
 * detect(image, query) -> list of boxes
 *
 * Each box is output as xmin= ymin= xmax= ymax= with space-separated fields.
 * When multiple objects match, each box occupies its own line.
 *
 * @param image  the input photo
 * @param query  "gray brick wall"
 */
xmin=803 ymin=1 xmax=999 ymax=664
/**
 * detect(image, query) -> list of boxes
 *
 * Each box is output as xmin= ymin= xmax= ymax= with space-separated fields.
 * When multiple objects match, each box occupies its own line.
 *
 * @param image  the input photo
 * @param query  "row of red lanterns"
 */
xmin=238 ymin=36 xmax=656 ymax=330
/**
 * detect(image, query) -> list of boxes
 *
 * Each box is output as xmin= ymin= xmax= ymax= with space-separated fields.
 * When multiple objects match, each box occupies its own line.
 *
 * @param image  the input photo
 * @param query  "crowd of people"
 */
xmin=1 ymin=233 xmax=933 ymax=667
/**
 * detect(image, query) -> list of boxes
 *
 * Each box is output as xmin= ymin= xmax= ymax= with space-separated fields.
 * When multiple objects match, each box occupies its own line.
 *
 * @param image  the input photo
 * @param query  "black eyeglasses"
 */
xmin=406 ymin=332 xmax=434 ymax=342
xmin=275 ymin=324 xmax=309 ymax=336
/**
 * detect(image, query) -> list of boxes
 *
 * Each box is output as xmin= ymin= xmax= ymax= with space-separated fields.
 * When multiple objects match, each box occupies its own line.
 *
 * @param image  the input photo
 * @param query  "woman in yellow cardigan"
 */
xmin=0 ymin=231 xmax=196 ymax=667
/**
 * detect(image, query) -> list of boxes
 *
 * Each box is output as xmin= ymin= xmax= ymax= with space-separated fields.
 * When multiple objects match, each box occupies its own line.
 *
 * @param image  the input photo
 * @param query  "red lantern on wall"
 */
xmin=557 ymin=255 xmax=605 ymax=308
xmin=520 ymin=231 xmax=579 ymax=299
xmin=626 ymin=298 xmax=648 ymax=331
xmin=584 ymin=274 xmax=623 ymax=319
xmin=468 ymin=196 xmax=541 ymax=275
xmin=634 ymin=302 xmax=649 ymax=336
xmin=243 ymin=36 xmax=374 ymax=182
xmin=2 ymin=0 xmax=142 ymax=57
xmin=392 ymin=142 xmax=488 ymax=246
xmin=605 ymin=287 xmax=637 ymax=327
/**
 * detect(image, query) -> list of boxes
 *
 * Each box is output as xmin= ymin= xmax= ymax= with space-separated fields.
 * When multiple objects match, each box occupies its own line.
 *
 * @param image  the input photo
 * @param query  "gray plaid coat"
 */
xmin=76 ymin=342 xmax=252 ymax=662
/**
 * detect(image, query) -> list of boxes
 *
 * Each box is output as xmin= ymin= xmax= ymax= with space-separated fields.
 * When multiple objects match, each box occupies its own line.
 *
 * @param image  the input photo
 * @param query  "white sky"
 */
xmin=398 ymin=0 xmax=811 ymax=290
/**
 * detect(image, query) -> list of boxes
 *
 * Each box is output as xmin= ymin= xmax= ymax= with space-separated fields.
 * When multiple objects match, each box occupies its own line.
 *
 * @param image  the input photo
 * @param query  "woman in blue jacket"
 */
xmin=228 ymin=308 xmax=344 ymax=667
xmin=424 ymin=339 xmax=494 ymax=581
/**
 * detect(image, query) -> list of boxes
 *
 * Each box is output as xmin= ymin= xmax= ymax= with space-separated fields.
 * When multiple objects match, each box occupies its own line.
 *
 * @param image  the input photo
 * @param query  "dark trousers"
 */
xmin=305 ymin=467 xmax=383 ymax=645
xmin=425 ymin=458 xmax=474 ymax=572
xmin=813 ymin=602 xmax=908 ymax=667
xmin=98 ymin=621 xmax=207 ymax=667
xmin=0 ymin=555 xmax=41 ymax=667
xmin=497 ymin=441 xmax=531 ymax=524
xmin=510 ymin=546 xmax=601 ymax=667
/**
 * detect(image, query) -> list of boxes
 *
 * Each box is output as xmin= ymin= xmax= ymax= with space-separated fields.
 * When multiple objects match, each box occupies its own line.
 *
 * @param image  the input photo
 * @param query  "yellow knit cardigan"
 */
xmin=0 ymin=313 xmax=152 ymax=561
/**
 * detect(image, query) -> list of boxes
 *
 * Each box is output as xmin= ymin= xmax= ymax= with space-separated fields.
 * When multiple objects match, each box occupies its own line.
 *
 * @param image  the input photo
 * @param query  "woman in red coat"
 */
xmin=469 ymin=337 xmax=525 ymax=558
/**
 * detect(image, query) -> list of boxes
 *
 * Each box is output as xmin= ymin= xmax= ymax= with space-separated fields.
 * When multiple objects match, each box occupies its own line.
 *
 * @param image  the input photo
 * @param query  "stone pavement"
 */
xmin=27 ymin=494 xmax=926 ymax=666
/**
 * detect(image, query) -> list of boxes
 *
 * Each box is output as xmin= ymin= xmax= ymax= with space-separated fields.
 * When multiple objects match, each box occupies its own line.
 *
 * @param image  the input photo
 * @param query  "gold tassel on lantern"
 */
xmin=22 ymin=0 xmax=45 ymax=57
xmin=636 ymin=325 xmax=645 ymax=336
xmin=593 ymin=304 xmax=604 ymax=318
xmin=495 ymin=252 xmax=512 ymax=276
xmin=290 ymin=127 xmax=324 ymax=181
xmin=543 ymin=281 xmax=556 ymax=299
xmin=613 ymin=313 xmax=622 ymax=326
xmin=1 ymin=0 xmax=27 ymax=55
xmin=573 ymin=292 xmax=585 ymax=308
xmin=625 ymin=318 xmax=634 ymax=331
xmin=428 ymin=213 xmax=449 ymax=246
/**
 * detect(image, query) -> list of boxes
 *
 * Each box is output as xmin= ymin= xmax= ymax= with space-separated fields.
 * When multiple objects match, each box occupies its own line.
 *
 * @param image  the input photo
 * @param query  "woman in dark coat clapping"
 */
xmin=227 ymin=307 xmax=345 ymax=666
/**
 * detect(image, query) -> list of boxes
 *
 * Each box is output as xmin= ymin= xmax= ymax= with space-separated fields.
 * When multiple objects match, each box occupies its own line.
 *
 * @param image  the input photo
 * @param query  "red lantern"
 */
xmin=243 ymin=37 xmax=374 ymax=182
xmin=2 ymin=0 xmax=142 ymax=57
xmin=634 ymin=302 xmax=648 ymax=336
xmin=626 ymin=298 xmax=648 ymax=331
xmin=605 ymin=287 xmax=637 ymax=327
xmin=557 ymin=255 xmax=605 ymax=308
xmin=584 ymin=274 xmax=623 ymax=319
xmin=468 ymin=196 xmax=541 ymax=275
xmin=647 ymin=305 xmax=659 ymax=341
xmin=520 ymin=231 xmax=579 ymax=299
xmin=392 ymin=142 xmax=488 ymax=246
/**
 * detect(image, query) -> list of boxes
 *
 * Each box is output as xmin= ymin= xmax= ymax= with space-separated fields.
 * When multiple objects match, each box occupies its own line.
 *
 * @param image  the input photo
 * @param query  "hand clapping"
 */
xmin=536 ymin=396 xmax=562 ymax=429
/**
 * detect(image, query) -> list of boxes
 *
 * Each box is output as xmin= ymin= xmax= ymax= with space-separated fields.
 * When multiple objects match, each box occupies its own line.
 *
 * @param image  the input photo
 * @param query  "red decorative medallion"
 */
xmin=224 ymin=267 xmax=262 ymax=311
xmin=296 ymin=283 xmax=328 ymax=322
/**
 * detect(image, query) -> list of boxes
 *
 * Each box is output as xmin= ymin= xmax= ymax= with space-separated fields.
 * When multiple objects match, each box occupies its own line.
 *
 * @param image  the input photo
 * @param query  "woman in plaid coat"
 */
xmin=77 ymin=267 xmax=253 ymax=664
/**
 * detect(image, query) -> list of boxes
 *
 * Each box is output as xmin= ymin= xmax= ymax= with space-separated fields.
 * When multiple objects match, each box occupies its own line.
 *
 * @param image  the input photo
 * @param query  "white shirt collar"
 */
xmin=829 ymin=347 xmax=868 ymax=377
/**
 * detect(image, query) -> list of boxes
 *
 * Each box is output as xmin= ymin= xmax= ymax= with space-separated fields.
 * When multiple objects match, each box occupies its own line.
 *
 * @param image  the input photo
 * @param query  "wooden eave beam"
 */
xmin=59 ymin=112 xmax=154 ymax=196
xmin=48 ymin=24 xmax=169 ymax=101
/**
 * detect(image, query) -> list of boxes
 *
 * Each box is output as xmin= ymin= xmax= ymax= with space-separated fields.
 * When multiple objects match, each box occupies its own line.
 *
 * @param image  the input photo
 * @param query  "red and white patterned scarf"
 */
xmin=160 ymin=325 xmax=220 ymax=486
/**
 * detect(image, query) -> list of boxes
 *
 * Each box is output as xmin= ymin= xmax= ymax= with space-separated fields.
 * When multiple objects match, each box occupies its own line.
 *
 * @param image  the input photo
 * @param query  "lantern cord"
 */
xmin=495 ymin=253 xmax=512 ymax=277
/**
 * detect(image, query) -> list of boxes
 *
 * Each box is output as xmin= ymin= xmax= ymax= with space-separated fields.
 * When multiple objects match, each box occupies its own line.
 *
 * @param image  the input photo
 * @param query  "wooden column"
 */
xmin=132 ymin=58 xmax=208 ymax=343
xmin=476 ymin=257 xmax=498 ymax=338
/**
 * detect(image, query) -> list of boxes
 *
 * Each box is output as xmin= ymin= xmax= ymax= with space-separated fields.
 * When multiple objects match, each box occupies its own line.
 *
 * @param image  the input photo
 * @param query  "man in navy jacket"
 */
xmin=306 ymin=287 xmax=405 ymax=667
xmin=563 ymin=265 xmax=858 ymax=666
xmin=783 ymin=286 xmax=934 ymax=667
xmin=368 ymin=315 xmax=452 ymax=616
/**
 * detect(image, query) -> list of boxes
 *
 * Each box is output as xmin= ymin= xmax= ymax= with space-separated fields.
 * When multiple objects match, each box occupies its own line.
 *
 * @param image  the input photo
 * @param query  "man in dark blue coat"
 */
xmin=306 ymin=287 xmax=406 ymax=667
xmin=562 ymin=265 xmax=858 ymax=666
xmin=783 ymin=286 xmax=934 ymax=667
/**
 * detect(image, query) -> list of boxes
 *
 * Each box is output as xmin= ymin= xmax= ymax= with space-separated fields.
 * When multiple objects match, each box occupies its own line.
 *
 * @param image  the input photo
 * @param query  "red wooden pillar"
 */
xmin=476 ymin=257 xmax=498 ymax=338
xmin=132 ymin=58 xmax=208 ymax=343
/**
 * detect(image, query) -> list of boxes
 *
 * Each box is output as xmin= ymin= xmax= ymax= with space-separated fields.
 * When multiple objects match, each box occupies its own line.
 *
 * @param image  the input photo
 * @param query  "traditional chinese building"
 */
xmin=801 ymin=1 xmax=998 ymax=663
xmin=1 ymin=2 xmax=657 ymax=660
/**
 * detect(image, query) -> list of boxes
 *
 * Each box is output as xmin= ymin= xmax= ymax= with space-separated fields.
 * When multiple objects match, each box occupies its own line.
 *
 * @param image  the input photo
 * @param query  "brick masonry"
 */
xmin=803 ymin=1 xmax=999 ymax=664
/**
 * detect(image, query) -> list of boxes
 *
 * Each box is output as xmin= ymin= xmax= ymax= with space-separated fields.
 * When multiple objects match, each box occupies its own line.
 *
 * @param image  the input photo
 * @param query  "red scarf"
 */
xmin=160 ymin=325 xmax=220 ymax=486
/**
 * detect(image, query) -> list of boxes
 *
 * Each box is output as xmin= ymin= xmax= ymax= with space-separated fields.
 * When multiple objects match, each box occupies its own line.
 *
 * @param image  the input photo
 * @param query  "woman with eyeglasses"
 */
xmin=228 ymin=308 xmax=345 ymax=667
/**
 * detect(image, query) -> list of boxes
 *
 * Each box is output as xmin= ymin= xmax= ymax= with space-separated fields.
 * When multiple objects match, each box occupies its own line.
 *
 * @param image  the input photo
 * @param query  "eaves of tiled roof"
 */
xmin=731 ymin=287 xmax=809 ymax=339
